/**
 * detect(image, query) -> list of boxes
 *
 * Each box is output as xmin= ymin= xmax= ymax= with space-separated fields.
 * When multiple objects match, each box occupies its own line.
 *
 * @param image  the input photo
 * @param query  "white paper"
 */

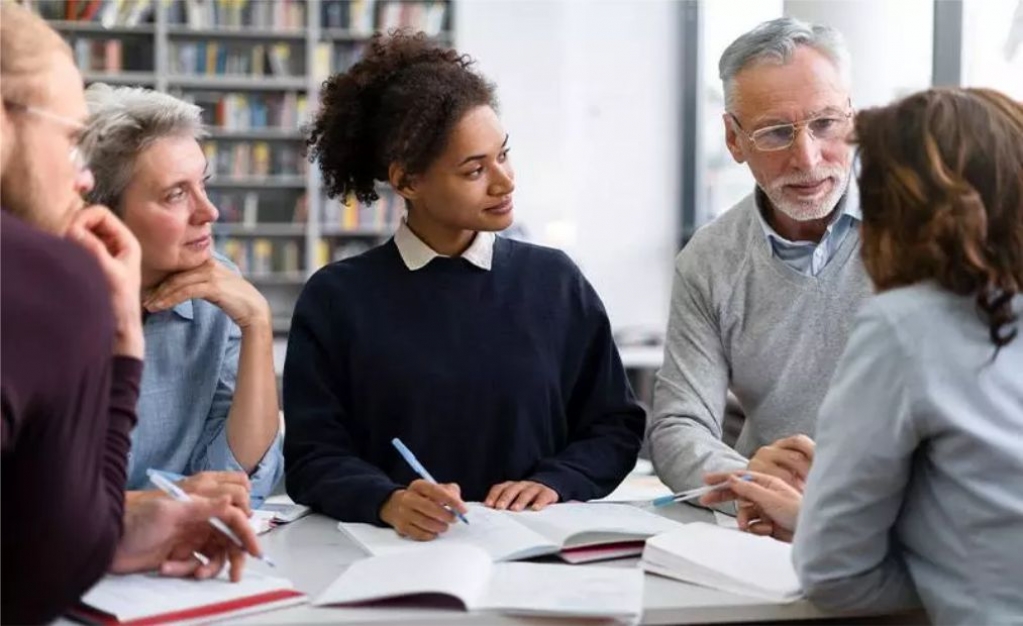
xmin=713 ymin=510 xmax=740 ymax=529
xmin=80 ymin=569 xmax=296 ymax=621
xmin=642 ymin=523 xmax=802 ymax=602
xmin=338 ymin=503 xmax=559 ymax=561
xmin=478 ymin=562 xmax=643 ymax=620
xmin=314 ymin=544 xmax=492 ymax=608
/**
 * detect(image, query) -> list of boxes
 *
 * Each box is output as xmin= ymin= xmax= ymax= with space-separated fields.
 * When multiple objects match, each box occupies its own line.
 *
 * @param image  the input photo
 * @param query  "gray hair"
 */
xmin=82 ymin=83 xmax=207 ymax=212
xmin=718 ymin=17 xmax=851 ymax=112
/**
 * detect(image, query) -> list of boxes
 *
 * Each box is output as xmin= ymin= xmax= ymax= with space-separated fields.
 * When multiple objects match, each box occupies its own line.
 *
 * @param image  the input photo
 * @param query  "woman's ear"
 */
xmin=388 ymin=162 xmax=418 ymax=202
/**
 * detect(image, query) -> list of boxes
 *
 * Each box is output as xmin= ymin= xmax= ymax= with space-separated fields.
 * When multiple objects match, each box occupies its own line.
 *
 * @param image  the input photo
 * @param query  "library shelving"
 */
xmin=33 ymin=0 xmax=454 ymax=337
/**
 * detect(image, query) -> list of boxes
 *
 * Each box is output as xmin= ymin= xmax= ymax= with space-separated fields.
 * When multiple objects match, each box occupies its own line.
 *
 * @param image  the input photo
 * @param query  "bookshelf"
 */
xmin=35 ymin=0 xmax=455 ymax=337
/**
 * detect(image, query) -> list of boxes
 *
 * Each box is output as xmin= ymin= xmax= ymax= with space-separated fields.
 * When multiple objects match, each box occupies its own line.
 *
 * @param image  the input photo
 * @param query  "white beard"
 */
xmin=764 ymin=169 xmax=850 ymax=222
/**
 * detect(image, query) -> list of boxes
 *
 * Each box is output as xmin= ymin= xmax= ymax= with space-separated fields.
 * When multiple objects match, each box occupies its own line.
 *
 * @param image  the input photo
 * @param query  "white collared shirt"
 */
xmin=393 ymin=220 xmax=495 ymax=271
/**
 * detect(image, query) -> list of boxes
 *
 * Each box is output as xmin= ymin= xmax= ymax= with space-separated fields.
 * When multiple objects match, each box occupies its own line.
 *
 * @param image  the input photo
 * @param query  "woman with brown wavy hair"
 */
xmin=698 ymin=87 xmax=1022 ymax=624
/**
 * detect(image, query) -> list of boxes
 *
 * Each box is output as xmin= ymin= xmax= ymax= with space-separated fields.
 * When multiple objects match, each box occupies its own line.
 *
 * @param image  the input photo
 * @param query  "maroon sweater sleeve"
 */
xmin=1 ymin=212 xmax=142 ymax=624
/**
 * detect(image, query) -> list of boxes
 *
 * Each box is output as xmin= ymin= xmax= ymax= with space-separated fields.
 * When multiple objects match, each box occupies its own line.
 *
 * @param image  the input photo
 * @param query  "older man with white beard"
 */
xmin=648 ymin=17 xmax=871 ymax=531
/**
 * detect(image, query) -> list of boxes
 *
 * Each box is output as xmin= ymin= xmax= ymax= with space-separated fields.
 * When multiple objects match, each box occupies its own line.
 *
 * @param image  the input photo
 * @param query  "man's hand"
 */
xmin=379 ymin=480 xmax=467 ymax=541
xmin=484 ymin=480 xmax=559 ymax=511
xmin=747 ymin=434 xmax=815 ymax=491
xmin=111 ymin=494 xmax=263 ymax=581
xmin=700 ymin=471 xmax=802 ymax=542
xmin=65 ymin=206 xmax=144 ymax=359
xmin=143 ymin=259 xmax=271 ymax=330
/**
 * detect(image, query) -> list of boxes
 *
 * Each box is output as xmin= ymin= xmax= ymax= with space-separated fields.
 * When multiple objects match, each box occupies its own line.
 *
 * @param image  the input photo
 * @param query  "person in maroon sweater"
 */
xmin=1 ymin=4 xmax=262 ymax=623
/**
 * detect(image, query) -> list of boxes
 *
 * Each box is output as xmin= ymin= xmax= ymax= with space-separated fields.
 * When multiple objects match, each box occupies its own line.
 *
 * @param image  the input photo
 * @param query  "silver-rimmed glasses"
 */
xmin=730 ymin=109 xmax=853 ymax=152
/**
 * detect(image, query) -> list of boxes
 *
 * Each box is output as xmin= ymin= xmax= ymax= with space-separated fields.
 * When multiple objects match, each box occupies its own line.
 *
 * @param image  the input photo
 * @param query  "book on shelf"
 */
xmin=183 ymin=92 xmax=307 ymax=131
xmin=170 ymin=41 xmax=300 ymax=78
xmin=70 ymin=569 xmax=305 ymax=625
xmin=339 ymin=501 xmax=687 ymax=564
xmin=314 ymin=543 xmax=643 ymax=621
xmin=378 ymin=1 xmax=448 ymax=36
xmin=167 ymin=0 xmax=306 ymax=30
xmin=219 ymin=237 xmax=304 ymax=276
xmin=313 ymin=41 xmax=369 ymax=79
xmin=321 ymin=1 xmax=449 ymax=37
xmin=209 ymin=191 xmax=307 ymax=226
xmin=321 ymin=191 xmax=403 ymax=233
xmin=202 ymin=140 xmax=306 ymax=179
xmin=38 ymin=0 xmax=155 ymax=27
xmin=315 ymin=239 xmax=374 ymax=268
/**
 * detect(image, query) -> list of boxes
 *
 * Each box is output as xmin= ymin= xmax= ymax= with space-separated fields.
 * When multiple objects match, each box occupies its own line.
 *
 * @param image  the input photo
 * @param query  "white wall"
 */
xmin=784 ymin=0 xmax=934 ymax=107
xmin=456 ymin=0 xmax=681 ymax=334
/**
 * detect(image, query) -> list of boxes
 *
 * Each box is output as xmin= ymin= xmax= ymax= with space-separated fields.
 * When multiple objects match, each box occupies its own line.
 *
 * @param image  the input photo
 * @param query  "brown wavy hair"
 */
xmin=854 ymin=87 xmax=1023 ymax=349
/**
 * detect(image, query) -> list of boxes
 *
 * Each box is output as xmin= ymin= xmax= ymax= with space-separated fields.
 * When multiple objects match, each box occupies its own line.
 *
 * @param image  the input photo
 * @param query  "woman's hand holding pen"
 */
xmin=700 ymin=471 xmax=803 ymax=542
xmin=110 ymin=494 xmax=262 ymax=581
xmin=379 ymin=479 xmax=468 ymax=541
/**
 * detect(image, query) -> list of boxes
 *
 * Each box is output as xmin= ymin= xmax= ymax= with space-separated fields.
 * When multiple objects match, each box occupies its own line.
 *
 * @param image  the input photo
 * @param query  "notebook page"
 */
xmin=313 ymin=544 xmax=492 ymax=608
xmin=510 ymin=502 xmax=685 ymax=548
xmin=477 ymin=562 xmax=643 ymax=620
xmin=338 ymin=503 xmax=559 ymax=561
xmin=79 ymin=570 xmax=296 ymax=621
xmin=643 ymin=523 xmax=801 ymax=602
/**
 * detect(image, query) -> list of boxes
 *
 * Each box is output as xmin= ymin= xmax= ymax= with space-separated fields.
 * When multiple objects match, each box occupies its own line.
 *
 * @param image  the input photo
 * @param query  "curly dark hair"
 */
xmin=854 ymin=87 xmax=1023 ymax=349
xmin=306 ymin=30 xmax=497 ymax=205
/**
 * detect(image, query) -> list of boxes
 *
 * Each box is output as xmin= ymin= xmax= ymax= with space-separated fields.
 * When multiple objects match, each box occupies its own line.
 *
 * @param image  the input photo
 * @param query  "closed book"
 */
xmin=640 ymin=522 xmax=803 ymax=603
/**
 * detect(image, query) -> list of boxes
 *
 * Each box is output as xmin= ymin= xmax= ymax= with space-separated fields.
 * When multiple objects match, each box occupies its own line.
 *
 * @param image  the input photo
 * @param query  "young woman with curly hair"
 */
xmin=283 ymin=32 xmax=645 ymax=539
xmin=700 ymin=87 xmax=1023 ymax=623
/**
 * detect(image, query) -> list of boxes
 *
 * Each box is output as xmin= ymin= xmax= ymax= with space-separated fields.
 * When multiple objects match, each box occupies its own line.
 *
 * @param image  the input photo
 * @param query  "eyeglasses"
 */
xmin=2 ymin=100 xmax=90 ymax=172
xmin=730 ymin=109 xmax=853 ymax=152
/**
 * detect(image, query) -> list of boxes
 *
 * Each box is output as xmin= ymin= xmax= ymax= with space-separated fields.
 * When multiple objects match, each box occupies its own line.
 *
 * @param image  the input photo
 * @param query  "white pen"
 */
xmin=651 ymin=475 xmax=754 ymax=508
xmin=146 ymin=469 xmax=276 ymax=568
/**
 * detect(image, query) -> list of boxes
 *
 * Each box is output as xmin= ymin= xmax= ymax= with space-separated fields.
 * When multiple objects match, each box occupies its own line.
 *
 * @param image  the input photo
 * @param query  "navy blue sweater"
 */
xmin=283 ymin=236 xmax=644 ymax=524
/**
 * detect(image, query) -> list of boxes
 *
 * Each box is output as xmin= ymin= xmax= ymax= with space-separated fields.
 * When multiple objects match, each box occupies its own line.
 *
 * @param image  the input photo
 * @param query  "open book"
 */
xmin=314 ymin=543 xmax=643 ymax=621
xmin=339 ymin=501 xmax=685 ymax=563
xmin=70 ymin=570 xmax=306 ymax=625
xmin=640 ymin=522 xmax=802 ymax=602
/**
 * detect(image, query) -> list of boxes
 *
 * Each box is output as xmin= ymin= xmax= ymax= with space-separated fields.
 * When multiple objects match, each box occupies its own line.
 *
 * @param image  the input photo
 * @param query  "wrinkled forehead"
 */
xmin=731 ymin=48 xmax=850 ymax=125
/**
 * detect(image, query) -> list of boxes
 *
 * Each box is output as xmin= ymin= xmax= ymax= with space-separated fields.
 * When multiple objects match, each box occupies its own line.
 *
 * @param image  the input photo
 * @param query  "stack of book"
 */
xmin=167 ymin=0 xmax=306 ymax=30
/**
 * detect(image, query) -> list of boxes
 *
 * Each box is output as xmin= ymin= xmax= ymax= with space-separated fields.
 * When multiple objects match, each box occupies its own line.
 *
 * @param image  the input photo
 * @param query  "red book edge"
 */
xmin=70 ymin=588 xmax=305 ymax=625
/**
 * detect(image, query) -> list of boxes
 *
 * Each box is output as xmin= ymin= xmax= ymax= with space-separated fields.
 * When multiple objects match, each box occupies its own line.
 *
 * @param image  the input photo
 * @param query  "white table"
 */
xmin=230 ymin=503 xmax=904 ymax=625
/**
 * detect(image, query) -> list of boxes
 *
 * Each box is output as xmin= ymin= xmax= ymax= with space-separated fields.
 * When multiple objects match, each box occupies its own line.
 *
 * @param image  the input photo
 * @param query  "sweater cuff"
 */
xmin=352 ymin=480 xmax=404 ymax=526
xmin=527 ymin=470 xmax=587 ymax=503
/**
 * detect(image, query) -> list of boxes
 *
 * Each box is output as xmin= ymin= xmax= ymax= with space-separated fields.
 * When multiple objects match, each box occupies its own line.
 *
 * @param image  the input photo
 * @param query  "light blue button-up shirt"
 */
xmin=127 ymin=254 xmax=283 ymax=503
xmin=754 ymin=178 xmax=861 ymax=276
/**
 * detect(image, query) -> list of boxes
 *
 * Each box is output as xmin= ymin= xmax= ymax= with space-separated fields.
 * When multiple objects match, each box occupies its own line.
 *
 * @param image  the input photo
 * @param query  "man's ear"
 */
xmin=388 ymin=163 xmax=417 ymax=201
xmin=723 ymin=113 xmax=746 ymax=165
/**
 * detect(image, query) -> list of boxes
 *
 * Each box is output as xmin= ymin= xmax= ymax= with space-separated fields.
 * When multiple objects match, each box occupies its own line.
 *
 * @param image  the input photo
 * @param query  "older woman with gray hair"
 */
xmin=82 ymin=83 xmax=283 ymax=506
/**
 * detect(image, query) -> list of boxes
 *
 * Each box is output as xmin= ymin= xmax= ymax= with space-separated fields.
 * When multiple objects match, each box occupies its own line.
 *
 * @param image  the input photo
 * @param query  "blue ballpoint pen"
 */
xmin=651 ymin=474 xmax=754 ymax=508
xmin=391 ymin=438 xmax=470 ymax=524
xmin=146 ymin=469 xmax=277 ymax=567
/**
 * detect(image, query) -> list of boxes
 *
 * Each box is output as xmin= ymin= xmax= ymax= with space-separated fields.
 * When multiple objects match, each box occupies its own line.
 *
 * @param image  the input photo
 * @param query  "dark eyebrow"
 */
xmin=457 ymin=134 xmax=509 ymax=167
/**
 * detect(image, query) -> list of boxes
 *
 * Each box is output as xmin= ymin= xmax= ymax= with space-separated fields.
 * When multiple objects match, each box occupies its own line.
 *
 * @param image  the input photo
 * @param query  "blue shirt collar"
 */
xmin=170 ymin=299 xmax=194 ymax=320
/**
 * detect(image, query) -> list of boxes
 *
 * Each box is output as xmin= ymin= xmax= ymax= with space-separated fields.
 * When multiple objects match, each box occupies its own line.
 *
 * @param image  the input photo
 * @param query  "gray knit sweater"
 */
xmin=649 ymin=191 xmax=873 ymax=491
